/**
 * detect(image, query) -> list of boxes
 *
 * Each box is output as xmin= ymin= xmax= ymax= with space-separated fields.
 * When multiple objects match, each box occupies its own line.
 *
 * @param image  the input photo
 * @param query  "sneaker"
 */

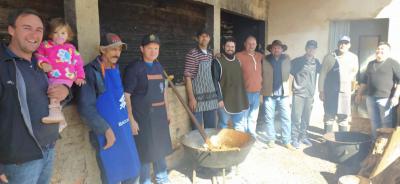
xmin=301 ymin=138 xmax=312 ymax=146
xmin=266 ymin=141 xmax=276 ymax=148
xmin=292 ymin=140 xmax=300 ymax=149
xmin=284 ymin=144 xmax=296 ymax=151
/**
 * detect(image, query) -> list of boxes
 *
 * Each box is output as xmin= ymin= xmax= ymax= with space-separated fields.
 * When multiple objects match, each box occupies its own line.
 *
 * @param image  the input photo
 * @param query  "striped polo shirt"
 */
xmin=184 ymin=47 xmax=213 ymax=79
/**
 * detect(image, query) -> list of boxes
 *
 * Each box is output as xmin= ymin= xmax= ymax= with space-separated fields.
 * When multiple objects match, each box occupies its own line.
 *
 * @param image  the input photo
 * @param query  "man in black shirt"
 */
xmin=290 ymin=40 xmax=320 ymax=149
xmin=356 ymin=42 xmax=400 ymax=139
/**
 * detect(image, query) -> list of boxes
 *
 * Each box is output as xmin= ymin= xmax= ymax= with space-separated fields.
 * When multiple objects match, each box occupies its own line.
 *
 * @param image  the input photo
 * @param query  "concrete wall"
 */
xmin=267 ymin=0 xmax=399 ymax=60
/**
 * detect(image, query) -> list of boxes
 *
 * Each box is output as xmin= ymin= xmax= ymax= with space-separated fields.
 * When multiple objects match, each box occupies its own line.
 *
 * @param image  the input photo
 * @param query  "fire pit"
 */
xmin=181 ymin=128 xmax=255 ymax=183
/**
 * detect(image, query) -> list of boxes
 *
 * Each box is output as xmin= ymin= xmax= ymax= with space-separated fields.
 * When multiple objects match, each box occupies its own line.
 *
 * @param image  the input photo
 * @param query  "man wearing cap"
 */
xmin=77 ymin=33 xmax=140 ymax=184
xmin=236 ymin=35 xmax=263 ymax=137
xmin=212 ymin=37 xmax=249 ymax=131
xmin=184 ymin=29 xmax=219 ymax=129
xmin=261 ymin=40 xmax=294 ymax=150
xmin=356 ymin=42 xmax=400 ymax=139
xmin=318 ymin=36 xmax=359 ymax=133
xmin=124 ymin=34 xmax=172 ymax=184
xmin=290 ymin=40 xmax=321 ymax=149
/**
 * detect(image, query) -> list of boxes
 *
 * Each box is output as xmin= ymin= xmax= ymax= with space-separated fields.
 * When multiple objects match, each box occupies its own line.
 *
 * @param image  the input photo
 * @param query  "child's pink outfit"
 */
xmin=35 ymin=40 xmax=85 ymax=131
xmin=36 ymin=40 xmax=85 ymax=87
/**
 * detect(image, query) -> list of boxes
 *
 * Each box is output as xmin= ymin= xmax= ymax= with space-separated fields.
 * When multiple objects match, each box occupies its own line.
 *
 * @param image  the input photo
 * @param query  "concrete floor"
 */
xmin=167 ymin=98 xmax=368 ymax=184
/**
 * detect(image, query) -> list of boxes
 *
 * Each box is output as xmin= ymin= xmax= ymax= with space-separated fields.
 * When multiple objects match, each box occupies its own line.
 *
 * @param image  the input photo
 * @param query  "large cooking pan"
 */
xmin=181 ymin=128 xmax=255 ymax=169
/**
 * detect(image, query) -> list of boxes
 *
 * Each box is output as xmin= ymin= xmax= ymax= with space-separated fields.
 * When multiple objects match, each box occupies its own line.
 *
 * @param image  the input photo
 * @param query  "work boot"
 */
xmin=338 ymin=125 xmax=349 ymax=132
xmin=324 ymin=123 xmax=333 ymax=134
xmin=42 ymin=104 xmax=65 ymax=124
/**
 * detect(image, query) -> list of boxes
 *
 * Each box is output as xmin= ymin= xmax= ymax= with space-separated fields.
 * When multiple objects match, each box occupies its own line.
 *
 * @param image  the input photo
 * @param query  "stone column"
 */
xmin=64 ymin=0 xmax=100 ymax=63
xmin=206 ymin=1 xmax=221 ymax=54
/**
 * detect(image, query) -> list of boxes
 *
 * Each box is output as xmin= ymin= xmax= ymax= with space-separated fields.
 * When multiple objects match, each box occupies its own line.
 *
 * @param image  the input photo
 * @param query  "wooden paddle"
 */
xmin=163 ymin=71 xmax=214 ymax=148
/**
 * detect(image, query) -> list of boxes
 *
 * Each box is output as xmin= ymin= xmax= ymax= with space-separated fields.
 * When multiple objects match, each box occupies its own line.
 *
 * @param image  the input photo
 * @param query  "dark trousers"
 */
xmin=291 ymin=95 xmax=314 ymax=141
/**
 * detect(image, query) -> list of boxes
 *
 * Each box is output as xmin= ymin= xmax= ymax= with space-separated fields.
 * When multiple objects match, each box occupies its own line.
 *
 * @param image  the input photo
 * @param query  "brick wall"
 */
xmin=99 ymin=0 xmax=207 ymax=83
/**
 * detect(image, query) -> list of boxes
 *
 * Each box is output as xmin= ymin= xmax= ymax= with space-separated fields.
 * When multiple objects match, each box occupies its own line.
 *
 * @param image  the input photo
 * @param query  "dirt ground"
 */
xmin=167 ymin=101 xmax=368 ymax=184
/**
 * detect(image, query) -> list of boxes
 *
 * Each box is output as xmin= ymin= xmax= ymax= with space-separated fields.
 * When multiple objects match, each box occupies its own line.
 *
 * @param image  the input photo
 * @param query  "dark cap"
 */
xmin=305 ymin=40 xmax=318 ymax=48
xmin=141 ymin=34 xmax=160 ymax=46
xmin=196 ymin=29 xmax=210 ymax=37
xmin=100 ymin=33 xmax=127 ymax=49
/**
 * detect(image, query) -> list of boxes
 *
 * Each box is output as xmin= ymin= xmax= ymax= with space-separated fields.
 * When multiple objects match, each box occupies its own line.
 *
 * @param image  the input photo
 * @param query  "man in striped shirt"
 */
xmin=184 ymin=29 xmax=219 ymax=129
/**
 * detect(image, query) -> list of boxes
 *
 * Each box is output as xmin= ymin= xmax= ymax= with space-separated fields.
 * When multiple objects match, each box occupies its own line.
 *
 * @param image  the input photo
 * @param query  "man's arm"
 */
xmin=77 ymin=69 xmax=110 ymax=135
xmin=211 ymin=58 xmax=223 ymax=102
xmin=185 ymin=77 xmax=197 ymax=112
xmin=318 ymin=55 xmax=335 ymax=100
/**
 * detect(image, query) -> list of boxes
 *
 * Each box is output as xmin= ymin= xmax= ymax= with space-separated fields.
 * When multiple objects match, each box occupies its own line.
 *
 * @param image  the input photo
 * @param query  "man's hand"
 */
xmin=103 ymin=128 xmax=116 ymax=149
xmin=355 ymin=94 xmax=363 ymax=104
xmin=0 ymin=174 xmax=8 ymax=183
xmin=218 ymin=101 xmax=224 ymax=108
xmin=47 ymin=84 xmax=69 ymax=102
xmin=189 ymin=98 xmax=197 ymax=112
xmin=319 ymin=92 xmax=324 ymax=101
xmin=40 ymin=63 xmax=52 ymax=73
xmin=74 ymin=79 xmax=86 ymax=87
xmin=129 ymin=117 xmax=139 ymax=135
xmin=390 ymin=97 xmax=399 ymax=108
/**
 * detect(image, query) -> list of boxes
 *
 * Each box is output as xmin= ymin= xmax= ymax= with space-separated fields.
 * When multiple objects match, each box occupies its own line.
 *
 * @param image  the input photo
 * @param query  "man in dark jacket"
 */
xmin=0 ymin=9 xmax=69 ymax=184
xmin=77 ymin=33 xmax=139 ymax=184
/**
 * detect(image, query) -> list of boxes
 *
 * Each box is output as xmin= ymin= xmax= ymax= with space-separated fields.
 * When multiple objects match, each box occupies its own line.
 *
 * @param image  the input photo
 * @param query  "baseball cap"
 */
xmin=339 ymin=36 xmax=351 ymax=43
xmin=100 ymin=33 xmax=127 ymax=49
xmin=141 ymin=34 xmax=160 ymax=46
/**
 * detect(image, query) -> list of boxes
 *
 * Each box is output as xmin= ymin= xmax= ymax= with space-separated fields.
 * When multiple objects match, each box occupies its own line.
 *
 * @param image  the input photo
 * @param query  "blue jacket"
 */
xmin=77 ymin=57 xmax=110 ymax=135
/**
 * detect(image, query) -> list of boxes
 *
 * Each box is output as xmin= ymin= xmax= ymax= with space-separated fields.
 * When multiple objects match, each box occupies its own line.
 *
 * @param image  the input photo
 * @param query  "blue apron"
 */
xmin=96 ymin=68 xmax=140 ymax=184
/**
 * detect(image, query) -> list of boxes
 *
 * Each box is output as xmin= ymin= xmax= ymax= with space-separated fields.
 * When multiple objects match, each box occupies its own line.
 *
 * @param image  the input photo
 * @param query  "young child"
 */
xmin=35 ymin=18 xmax=85 ymax=130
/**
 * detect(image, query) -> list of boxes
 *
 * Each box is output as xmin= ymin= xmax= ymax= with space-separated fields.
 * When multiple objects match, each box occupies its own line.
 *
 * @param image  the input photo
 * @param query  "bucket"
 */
xmin=323 ymin=132 xmax=371 ymax=165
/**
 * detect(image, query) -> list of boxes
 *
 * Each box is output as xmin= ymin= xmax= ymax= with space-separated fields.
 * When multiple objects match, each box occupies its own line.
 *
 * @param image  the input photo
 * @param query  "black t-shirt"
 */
xmin=361 ymin=58 xmax=400 ymax=97
xmin=291 ymin=56 xmax=321 ymax=97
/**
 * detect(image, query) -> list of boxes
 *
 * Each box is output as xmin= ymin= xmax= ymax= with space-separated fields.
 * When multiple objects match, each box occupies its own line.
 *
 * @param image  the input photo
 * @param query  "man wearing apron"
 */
xmin=184 ymin=29 xmax=219 ymax=129
xmin=318 ymin=36 xmax=359 ymax=133
xmin=123 ymin=34 xmax=172 ymax=184
xmin=78 ymin=33 xmax=140 ymax=184
xmin=212 ymin=37 xmax=249 ymax=131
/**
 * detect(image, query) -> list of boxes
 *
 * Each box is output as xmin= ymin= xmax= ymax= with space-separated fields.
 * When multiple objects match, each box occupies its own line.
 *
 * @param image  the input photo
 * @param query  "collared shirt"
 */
xmin=184 ymin=47 xmax=213 ymax=79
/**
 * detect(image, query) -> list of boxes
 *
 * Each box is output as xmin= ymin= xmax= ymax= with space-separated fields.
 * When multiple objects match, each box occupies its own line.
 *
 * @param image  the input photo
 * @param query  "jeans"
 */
xmin=193 ymin=109 xmax=217 ymax=129
xmin=291 ymin=95 xmax=314 ymax=141
xmin=243 ymin=92 xmax=261 ymax=136
xmin=2 ymin=146 xmax=55 ymax=184
xmin=263 ymin=96 xmax=291 ymax=144
xmin=366 ymin=96 xmax=395 ymax=139
xmin=139 ymin=157 xmax=170 ymax=184
xmin=218 ymin=107 xmax=245 ymax=131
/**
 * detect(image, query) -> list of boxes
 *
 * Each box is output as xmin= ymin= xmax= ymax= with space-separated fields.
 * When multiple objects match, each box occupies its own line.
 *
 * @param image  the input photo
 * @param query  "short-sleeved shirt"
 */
xmin=184 ymin=47 xmax=213 ymax=79
xmin=123 ymin=60 xmax=164 ymax=95
xmin=290 ymin=55 xmax=321 ymax=97
xmin=360 ymin=58 xmax=400 ymax=98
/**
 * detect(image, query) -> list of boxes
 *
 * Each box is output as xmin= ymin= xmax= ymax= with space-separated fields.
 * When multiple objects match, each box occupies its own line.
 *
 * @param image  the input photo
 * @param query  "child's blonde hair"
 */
xmin=48 ymin=18 xmax=74 ymax=42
